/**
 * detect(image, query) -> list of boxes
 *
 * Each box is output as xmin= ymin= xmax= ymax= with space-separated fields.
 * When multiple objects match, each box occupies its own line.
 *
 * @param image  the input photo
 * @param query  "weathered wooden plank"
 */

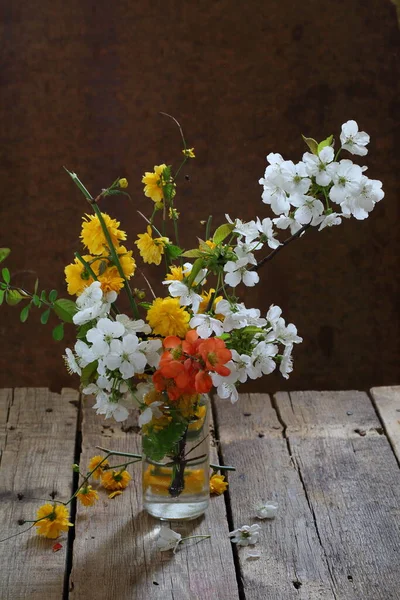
xmin=275 ymin=390 xmax=400 ymax=600
xmin=0 ymin=388 xmax=12 ymax=456
xmin=0 ymin=388 xmax=79 ymax=600
xmin=214 ymin=392 xmax=337 ymax=600
xmin=69 ymin=398 xmax=239 ymax=600
xmin=370 ymin=386 xmax=400 ymax=463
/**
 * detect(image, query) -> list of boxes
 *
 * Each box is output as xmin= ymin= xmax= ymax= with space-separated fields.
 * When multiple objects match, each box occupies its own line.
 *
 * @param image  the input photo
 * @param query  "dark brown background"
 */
xmin=0 ymin=1 xmax=399 ymax=393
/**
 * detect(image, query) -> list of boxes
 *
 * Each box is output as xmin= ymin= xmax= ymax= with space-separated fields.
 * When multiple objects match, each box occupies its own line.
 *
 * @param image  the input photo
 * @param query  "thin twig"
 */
xmin=251 ymin=224 xmax=310 ymax=271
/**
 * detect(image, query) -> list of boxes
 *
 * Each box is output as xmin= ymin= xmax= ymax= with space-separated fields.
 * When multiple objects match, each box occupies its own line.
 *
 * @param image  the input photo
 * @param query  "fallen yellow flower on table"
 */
xmin=77 ymin=485 xmax=99 ymax=507
xmin=210 ymin=474 xmax=228 ymax=495
xmin=35 ymin=503 xmax=73 ymax=539
xmin=108 ymin=490 xmax=123 ymax=499
xmin=101 ymin=469 xmax=131 ymax=491
xmin=88 ymin=455 xmax=110 ymax=480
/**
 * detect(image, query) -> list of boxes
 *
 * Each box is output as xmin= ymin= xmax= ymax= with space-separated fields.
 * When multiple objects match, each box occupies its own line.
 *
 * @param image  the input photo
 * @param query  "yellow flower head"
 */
xmin=210 ymin=474 xmax=228 ymax=495
xmin=88 ymin=455 xmax=110 ymax=480
xmin=64 ymin=255 xmax=95 ymax=296
xmin=117 ymin=245 xmax=136 ymax=279
xmin=142 ymin=164 xmax=167 ymax=204
xmin=119 ymin=178 xmax=128 ymax=188
xmin=77 ymin=485 xmax=99 ymax=507
xmin=135 ymin=226 xmax=170 ymax=266
xmin=198 ymin=289 xmax=224 ymax=315
xmin=168 ymin=207 xmax=180 ymax=220
xmin=101 ymin=469 xmax=131 ymax=491
xmin=147 ymin=297 xmax=190 ymax=338
xmin=182 ymin=147 xmax=195 ymax=158
xmin=165 ymin=265 xmax=184 ymax=281
xmin=35 ymin=503 xmax=73 ymax=539
xmin=81 ymin=212 xmax=127 ymax=255
xmin=204 ymin=239 xmax=216 ymax=250
xmin=98 ymin=266 xmax=125 ymax=294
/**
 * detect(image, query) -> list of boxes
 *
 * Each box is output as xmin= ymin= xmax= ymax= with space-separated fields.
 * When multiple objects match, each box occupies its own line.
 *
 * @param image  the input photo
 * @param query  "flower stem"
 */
xmin=252 ymin=224 xmax=310 ymax=272
xmin=104 ymin=459 xmax=141 ymax=470
xmin=210 ymin=463 xmax=236 ymax=471
xmin=64 ymin=453 xmax=112 ymax=506
xmin=95 ymin=445 xmax=142 ymax=459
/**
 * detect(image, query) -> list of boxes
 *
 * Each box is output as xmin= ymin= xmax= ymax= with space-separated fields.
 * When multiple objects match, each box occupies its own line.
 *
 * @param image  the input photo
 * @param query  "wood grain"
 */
xmin=214 ymin=392 xmax=337 ymax=600
xmin=0 ymin=388 xmax=79 ymax=600
xmin=370 ymin=386 xmax=400 ymax=463
xmin=0 ymin=388 xmax=12 ymax=457
xmin=275 ymin=390 xmax=400 ymax=600
xmin=69 ymin=397 xmax=239 ymax=600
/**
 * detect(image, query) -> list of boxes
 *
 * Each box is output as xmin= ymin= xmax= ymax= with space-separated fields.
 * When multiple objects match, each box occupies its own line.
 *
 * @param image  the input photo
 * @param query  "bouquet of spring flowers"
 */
xmin=0 ymin=117 xmax=384 ymax=521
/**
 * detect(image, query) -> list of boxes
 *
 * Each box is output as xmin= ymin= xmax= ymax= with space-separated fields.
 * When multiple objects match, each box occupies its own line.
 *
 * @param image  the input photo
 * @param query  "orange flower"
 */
xmin=198 ymin=338 xmax=232 ymax=376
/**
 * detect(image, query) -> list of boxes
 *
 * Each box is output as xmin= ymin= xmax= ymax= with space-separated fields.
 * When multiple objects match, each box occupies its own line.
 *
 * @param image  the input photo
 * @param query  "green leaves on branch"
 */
xmin=302 ymin=134 xmax=334 ymax=156
xmin=52 ymin=323 xmax=64 ymax=341
xmin=212 ymin=223 xmax=235 ymax=245
xmin=2 ymin=267 xmax=10 ymax=284
xmin=0 ymin=248 xmax=10 ymax=264
xmin=6 ymin=289 xmax=26 ymax=306
xmin=165 ymin=244 xmax=183 ymax=261
xmin=81 ymin=361 xmax=98 ymax=387
xmin=142 ymin=421 xmax=187 ymax=462
xmin=20 ymin=305 xmax=30 ymax=323
xmin=53 ymin=298 xmax=76 ymax=323
xmin=186 ymin=258 xmax=204 ymax=287
xmin=317 ymin=135 xmax=333 ymax=154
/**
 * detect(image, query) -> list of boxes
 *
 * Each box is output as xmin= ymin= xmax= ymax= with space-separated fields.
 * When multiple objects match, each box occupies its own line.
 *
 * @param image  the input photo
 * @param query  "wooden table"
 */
xmin=1 ymin=387 xmax=400 ymax=600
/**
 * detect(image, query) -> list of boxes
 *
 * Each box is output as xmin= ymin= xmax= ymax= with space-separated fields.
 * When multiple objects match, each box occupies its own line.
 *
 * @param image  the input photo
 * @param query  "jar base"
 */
xmin=144 ymin=500 xmax=209 ymax=521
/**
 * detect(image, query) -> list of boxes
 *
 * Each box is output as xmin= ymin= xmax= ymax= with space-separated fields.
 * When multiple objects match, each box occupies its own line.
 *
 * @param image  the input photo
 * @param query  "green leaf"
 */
xmin=317 ymin=135 xmax=333 ymax=155
xmin=0 ymin=248 xmax=10 ymax=264
xmin=186 ymin=258 xmax=204 ymax=287
xmin=53 ymin=298 xmax=76 ymax=323
xmin=302 ymin=135 xmax=318 ymax=155
xmin=0 ymin=290 xmax=4 ymax=306
xmin=81 ymin=361 xmax=98 ymax=387
xmin=213 ymin=223 xmax=235 ymax=245
xmin=49 ymin=289 xmax=58 ymax=302
xmin=40 ymin=309 xmax=51 ymax=325
xmin=6 ymin=289 xmax=25 ymax=306
xmin=20 ymin=305 xmax=30 ymax=323
xmin=32 ymin=294 xmax=40 ymax=307
xmin=165 ymin=244 xmax=183 ymax=260
xmin=142 ymin=421 xmax=187 ymax=462
xmin=34 ymin=278 xmax=39 ymax=294
xmin=40 ymin=290 xmax=47 ymax=302
xmin=2 ymin=268 xmax=10 ymax=284
xmin=98 ymin=261 xmax=107 ymax=276
xmin=181 ymin=249 xmax=203 ymax=258
xmin=77 ymin=322 xmax=93 ymax=340
xmin=52 ymin=323 xmax=64 ymax=341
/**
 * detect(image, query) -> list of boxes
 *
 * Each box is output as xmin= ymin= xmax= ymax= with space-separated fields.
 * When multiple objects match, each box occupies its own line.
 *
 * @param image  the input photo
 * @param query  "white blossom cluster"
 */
xmin=64 ymin=282 xmax=162 ymax=421
xmin=210 ymin=301 xmax=302 ymax=403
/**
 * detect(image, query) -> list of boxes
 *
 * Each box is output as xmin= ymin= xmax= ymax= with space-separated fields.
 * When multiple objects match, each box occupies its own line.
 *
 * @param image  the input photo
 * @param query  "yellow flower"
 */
xmin=142 ymin=164 xmax=167 ymax=203
xmin=188 ymin=404 xmax=207 ymax=432
xmin=88 ymin=455 xmax=110 ymax=480
xmin=209 ymin=474 xmax=228 ymax=495
xmin=175 ymin=394 xmax=200 ymax=419
xmin=77 ymin=485 xmax=99 ymax=507
xmin=117 ymin=245 xmax=136 ymax=279
xmin=182 ymin=147 xmax=195 ymax=158
xmin=119 ymin=178 xmax=128 ymax=188
xmin=35 ymin=503 xmax=73 ymax=539
xmin=204 ymin=239 xmax=216 ymax=250
xmin=165 ymin=265 xmax=184 ymax=281
xmin=108 ymin=490 xmax=123 ymax=499
xmin=147 ymin=297 xmax=190 ymax=338
xmin=135 ymin=226 xmax=170 ymax=266
xmin=64 ymin=255 xmax=95 ymax=296
xmin=168 ymin=207 xmax=180 ymax=220
xmin=101 ymin=469 xmax=131 ymax=491
xmin=81 ymin=212 xmax=127 ymax=255
xmin=198 ymin=289 xmax=223 ymax=315
xmin=98 ymin=266 xmax=125 ymax=294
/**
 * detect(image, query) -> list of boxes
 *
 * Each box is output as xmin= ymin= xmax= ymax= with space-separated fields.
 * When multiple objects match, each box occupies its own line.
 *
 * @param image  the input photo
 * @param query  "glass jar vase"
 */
xmin=142 ymin=391 xmax=210 ymax=520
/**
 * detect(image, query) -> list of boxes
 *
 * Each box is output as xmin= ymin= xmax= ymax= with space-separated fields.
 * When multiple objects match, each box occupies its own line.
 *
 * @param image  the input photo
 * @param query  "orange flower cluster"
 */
xmin=153 ymin=330 xmax=232 ymax=400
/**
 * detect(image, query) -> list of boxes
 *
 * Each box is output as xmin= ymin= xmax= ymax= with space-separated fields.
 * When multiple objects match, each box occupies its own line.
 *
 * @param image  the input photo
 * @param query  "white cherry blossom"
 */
xmin=255 ymin=501 xmax=278 ymax=519
xmin=190 ymin=313 xmax=224 ymax=338
xmin=340 ymin=120 xmax=370 ymax=156
xmin=273 ymin=214 xmax=303 ymax=235
xmin=138 ymin=401 xmax=164 ymax=427
xmin=105 ymin=334 xmax=147 ymax=379
xmin=260 ymin=170 xmax=291 ymax=215
xmin=256 ymin=217 xmax=280 ymax=249
xmin=273 ymin=319 xmax=302 ymax=346
xmin=211 ymin=367 xmax=240 ymax=403
xmin=291 ymin=195 xmax=324 ymax=225
xmin=340 ymin=176 xmax=384 ymax=220
xmin=312 ymin=211 xmax=343 ymax=231
xmin=229 ymin=524 xmax=261 ymax=546
xmin=86 ymin=318 xmax=125 ymax=359
xmin=224 ymin=258 xmax=259 ymax=288
xmin=248 ymin=342 xmax=278 ymax=379
xmin=328 ymin=159 xmax=363 ymax=204
xmin=137 ymin=338 xmax=162 ymax=368
xmin=280 ymin=160 xmax=311 ymax=195
xmin=116 ymin=314 xmax=151 ymax=335
xmin=163 ymin=280 xmax=203 ymax=314
xmin=279 ymin=345 xmax=294 ymax=380
xmin=230 ymin=350 xmax=253 ymax=383
xmin=156 ymin=527 xmax=182 ymax=553
xmin=74 ymin=340 xmax=95 ymax=368
xmin=93 ymin=393 xmax=129 ymax=422
xmin=64 ymin=348 xmax=81 ymax=376
xmin=302 ymin=146 xmax=335 ymax=186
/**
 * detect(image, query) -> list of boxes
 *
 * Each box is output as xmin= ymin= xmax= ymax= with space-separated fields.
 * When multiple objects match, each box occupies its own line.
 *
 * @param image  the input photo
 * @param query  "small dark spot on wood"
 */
xmin=121 ymin=424 xmax=140 ymax=434
xmin=292 ymin=580 xmax=302 ymax=589
xmin=8 ymin=425 xmax=15 ymax=430
xmin=69 ymin=582 xmax=75 ymax=592
xmin=45 ymin=408 xmax=53 ymax=413
xmin=243 ymin=412 xmax=251 ymax=417
xmin=258 ymin=433 xmax=265 ymax=438
xmin=346 ymin=411 xmax=353 ymax=416
xmin=50 ymin=490 xmax=58 ymax=499
xmin=103 ymin=425 xmax=111 ymax=429
xmin=17 ymin=493 xmax=24 ymax=501
xmin=375 ymin=427 xmax=384 ymax=435
xmin=18 ymin=519 xmax=25 ymax=526
xmin=91 ymin=536 xmax=95 ymax=539
xmin=69 ymin=400 xmax=79 ymax=408
xmin=396 ymin=409 xmax=400 ymax=413
xmin=153 ymin=581 xmax=159 ymax=586
xmin=347 ymin=575 xmax=353 ymax=582
xmin=354 ymin=429 xmax=366 ymax=436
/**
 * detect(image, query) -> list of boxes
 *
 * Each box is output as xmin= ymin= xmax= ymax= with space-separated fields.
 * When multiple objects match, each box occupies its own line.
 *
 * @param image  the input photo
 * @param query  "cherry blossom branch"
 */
xmin=252 ymin=224 xmax=310 ymax=272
